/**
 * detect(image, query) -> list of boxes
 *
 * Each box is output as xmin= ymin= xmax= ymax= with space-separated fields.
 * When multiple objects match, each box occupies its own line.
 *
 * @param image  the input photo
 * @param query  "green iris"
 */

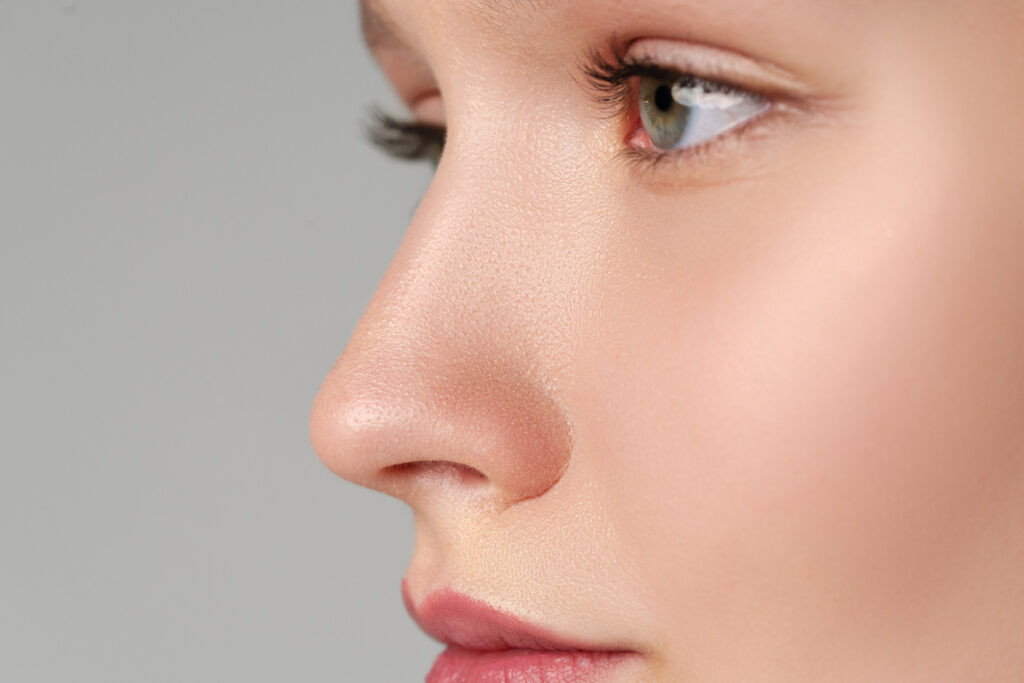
xmin=639 ymin=76 xmax=691 ymax=150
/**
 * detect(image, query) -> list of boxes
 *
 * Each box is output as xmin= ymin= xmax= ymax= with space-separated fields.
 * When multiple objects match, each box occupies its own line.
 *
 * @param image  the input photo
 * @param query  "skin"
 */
xmin=311 ymin=0 xmax=1024 ymax=679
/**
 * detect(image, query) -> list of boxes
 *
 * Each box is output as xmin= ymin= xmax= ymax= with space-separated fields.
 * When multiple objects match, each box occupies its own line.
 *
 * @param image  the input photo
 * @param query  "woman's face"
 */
xmin=312 ymin=0 xmax=1024 ymax=679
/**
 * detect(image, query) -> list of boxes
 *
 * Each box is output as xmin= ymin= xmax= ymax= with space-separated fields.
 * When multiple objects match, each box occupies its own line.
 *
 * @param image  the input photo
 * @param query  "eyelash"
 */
xmin=366 ymin=48 xmax=773 ymax=170
xmin=582 ymin=48 xmax=734 ymax=117
xmin=581 ymin=48 xmax=772 ymax=170
xmin=366 ymin=109 xmax=446 ymax=164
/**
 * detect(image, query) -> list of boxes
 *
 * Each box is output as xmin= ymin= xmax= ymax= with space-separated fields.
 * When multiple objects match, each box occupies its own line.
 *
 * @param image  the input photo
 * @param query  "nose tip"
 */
xmin=311 ymin=140 xmax=579 ymax=512
xmin=310 ymin=338 xmax=573 ymax=509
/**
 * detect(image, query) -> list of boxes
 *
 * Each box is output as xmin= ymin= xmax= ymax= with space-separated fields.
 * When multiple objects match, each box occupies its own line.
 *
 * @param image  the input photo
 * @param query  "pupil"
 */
xmin=654 ymin=84 xmax=673 ymax=112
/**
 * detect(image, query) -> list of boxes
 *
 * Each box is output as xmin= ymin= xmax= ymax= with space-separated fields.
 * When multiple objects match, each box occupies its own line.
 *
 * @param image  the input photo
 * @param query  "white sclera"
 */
xmin=670 ymin=81 xmax=769 ymax=149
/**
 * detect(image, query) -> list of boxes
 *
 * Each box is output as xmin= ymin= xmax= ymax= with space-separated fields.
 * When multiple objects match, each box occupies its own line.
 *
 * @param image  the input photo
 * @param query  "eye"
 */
xmin=636 ymin=75 xmax=769 ymax=151
xmin=366 ymin=110 xmax=446 ymax=166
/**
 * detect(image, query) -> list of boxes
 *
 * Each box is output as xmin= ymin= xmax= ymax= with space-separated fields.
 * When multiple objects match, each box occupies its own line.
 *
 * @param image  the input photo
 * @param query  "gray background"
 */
xmin=1 ymin=1 xmax=440 ymax=680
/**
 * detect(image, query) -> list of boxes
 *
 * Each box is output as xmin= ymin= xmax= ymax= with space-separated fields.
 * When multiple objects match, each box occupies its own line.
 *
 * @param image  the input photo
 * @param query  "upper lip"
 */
xmin=401 ymin=581 xmax=622 ymax=652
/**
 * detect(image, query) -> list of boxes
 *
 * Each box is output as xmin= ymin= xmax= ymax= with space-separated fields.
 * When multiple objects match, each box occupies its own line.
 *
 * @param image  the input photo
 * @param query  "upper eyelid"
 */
xmin=580 ymin=50 xmax=766 ymax=128
xmin=625 ymin=37 xmax=815 ymax=97
xmin=581 ymin=38 xmax=832 ymax=131
xmin=583 ymin=44 xmax=778 ymax=96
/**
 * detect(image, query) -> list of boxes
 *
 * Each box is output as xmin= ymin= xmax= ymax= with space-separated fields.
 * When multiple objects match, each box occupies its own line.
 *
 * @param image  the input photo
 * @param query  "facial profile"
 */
xmin=311 ymin=0 xmax=1024 ymax=680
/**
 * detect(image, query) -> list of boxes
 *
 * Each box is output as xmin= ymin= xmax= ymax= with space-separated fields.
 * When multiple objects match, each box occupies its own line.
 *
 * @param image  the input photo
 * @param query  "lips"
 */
xmin=402 ymin=581 xmax=638 ymax=682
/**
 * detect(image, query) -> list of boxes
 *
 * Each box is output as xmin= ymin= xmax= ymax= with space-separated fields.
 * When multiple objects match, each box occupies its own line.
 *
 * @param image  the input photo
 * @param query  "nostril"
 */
xmin=310 ymin=348 xmax=574 ymax=508
xmin=384 ymin=461 xmax=489 ymax=487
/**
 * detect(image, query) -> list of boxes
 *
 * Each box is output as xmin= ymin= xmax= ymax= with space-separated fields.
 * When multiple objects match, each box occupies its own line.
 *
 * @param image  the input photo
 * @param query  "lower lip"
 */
xmin=427 ymin=646 xmax=632 ymax=683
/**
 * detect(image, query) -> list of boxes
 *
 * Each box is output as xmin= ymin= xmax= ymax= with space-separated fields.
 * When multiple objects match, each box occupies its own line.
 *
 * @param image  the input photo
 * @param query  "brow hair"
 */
xmin=359 ymin=0 xmax=405 ymax=49
xmin=467 ymin=0 xmax=554 ymax=40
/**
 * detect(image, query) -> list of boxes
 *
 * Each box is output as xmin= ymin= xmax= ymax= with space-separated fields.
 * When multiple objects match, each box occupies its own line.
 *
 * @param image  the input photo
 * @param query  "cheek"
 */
xmin=572 ymin=143 xmax=1024 ymax=666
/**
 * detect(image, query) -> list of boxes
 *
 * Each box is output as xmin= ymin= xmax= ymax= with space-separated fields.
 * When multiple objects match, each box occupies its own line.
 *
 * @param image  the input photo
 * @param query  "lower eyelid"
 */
xmin=616 ymin=103 xmax=802 ymax=187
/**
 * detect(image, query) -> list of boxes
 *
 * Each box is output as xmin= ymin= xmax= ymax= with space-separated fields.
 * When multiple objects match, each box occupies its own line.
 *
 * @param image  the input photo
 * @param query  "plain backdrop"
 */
xmin=1 ymin=2 xmax=441 ymax=680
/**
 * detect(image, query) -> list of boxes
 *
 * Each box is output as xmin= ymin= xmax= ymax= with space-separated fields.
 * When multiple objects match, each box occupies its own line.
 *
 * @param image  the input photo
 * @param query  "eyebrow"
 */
xmin=360 ymin=0 xmax=552 ymax=50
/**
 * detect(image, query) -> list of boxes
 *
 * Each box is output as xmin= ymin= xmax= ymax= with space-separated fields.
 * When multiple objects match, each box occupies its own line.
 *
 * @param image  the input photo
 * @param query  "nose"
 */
xmin=309 ymin=172 xmax=574 ymax=511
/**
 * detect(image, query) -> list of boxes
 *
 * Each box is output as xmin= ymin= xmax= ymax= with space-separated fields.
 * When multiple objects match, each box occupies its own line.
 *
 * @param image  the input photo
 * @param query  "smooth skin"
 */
xmin=311 ymin=0 xmax=1024 ymax=679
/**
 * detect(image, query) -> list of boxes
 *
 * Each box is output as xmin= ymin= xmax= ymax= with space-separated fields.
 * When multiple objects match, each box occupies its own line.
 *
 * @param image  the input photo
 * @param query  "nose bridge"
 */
xmin=311 ymin=156 xmax=578 ymax=509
